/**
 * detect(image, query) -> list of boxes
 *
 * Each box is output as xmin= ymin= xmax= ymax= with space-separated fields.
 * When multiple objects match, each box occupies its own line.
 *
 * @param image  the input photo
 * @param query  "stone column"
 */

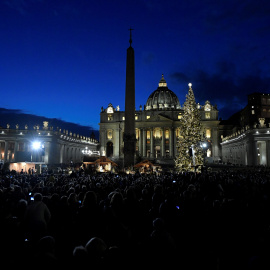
xmin=14 ymin=141 xmax=18 ymax=162
xmin=142 ymin=129 xmax=146 ymax=157
xmin=247 ymin=138 xmax=257 ymax=166
xmin=150 ymin=128 xmax=154 ymax=158
xmin=169 ymin=128 xmax=173 ymax=157
xmin=4 ymin=141 xmax=9 ymax=163
xmin=63 ymin=144 xmax=67 ymax=164
xmin=267 ymin=140 xmax=270 ymax=167
xmin=99 ymin=129 xmax=106 ymax=156
xmin=114 ymin=128 xmax=119 ymax=158
xmin=138 ymin=128 xmax=143 ymax=156
xmin=44 ymin=141 xmax=50 ymax=164
xmin=174 ymin=128 xmax=177 ymax=157
xmin=161 ymin=128 xmax=165 ymax=157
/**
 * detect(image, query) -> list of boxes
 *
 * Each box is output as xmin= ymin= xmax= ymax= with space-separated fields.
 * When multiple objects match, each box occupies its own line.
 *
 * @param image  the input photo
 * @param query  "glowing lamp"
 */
xmin=32 ymin=141 xmax=41 ymax=150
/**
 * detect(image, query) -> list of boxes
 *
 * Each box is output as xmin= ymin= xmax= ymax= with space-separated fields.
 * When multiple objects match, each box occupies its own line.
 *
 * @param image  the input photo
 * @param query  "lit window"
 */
xmin=122 ymin=116 xmax=125 ymax=120
xmin=135 ymin=115 xmax=138 ymax=120
xmin=206 ymin=129 xmax=211 ymax=138
xmin=108 ymin=115 xmax=113 ymax=121
xmin=252 ymin=110 xmax=255 ymax=115
xmin=146 ymin=116 xmax=150 ymax=119
xmin=205 ymin=112 xmax=210 ymax=119
xmin=178 ymin=114 xmax=182 ymax=119
xmin=136 ymin=129 xmax=139 ymax=139
xmin=165 ymin=130 xmax=169 ymax=139
xmin=154 ymin=129 xmax=160 ymax=138
xmin=147 ymin=130 xmax=150 ymax=139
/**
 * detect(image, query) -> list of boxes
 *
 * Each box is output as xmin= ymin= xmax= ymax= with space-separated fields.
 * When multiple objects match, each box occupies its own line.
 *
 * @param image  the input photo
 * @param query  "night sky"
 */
xmin=1 ymin=0 xmax=270 ymax=131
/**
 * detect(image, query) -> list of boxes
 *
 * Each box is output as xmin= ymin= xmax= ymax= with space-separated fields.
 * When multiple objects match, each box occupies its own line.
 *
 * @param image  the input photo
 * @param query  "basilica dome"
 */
xmin=145 ymin=74 xmax=181 ymax=110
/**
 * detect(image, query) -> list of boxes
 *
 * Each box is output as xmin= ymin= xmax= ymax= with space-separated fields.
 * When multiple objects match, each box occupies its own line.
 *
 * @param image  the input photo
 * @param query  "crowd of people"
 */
xmin=1 ymin=166 xmax=270 ymax=269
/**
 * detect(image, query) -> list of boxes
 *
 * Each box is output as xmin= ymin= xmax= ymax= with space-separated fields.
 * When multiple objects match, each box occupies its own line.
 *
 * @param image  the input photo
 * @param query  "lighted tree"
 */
xmin=175 ymin=83 xmax=204 ymax=172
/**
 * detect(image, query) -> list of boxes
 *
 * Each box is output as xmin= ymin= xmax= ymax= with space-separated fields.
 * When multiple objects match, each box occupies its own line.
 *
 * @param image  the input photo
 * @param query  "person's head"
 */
xmin=85 ymin=237 xmax=107 ymax=259
xmin=37 ymin=235 xmax=56 ymax=253
xmin=67 ymin=192 xmax=78 ymax=204
xmin=34 ymin=193 xmax=43 ymax=202
xmin=126 ymin=187 xmax=137 ymax=201
xmin=83 ymin=191 xmax=97 ymax=206
xmin=153 ymin=218 xmax=165 ymax=231
xmin=110 ymin=192 xmax=123 ymax=208
xmin=73 ymin=245 xmax=88 ymax=262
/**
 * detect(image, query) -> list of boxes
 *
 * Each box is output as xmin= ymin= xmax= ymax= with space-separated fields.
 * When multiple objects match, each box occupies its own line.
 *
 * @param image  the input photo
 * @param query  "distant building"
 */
xmin=99 ymin=75 xmax=221 ymax=166
xmin=221 ymin=92 xmax=270 ymax=166
xmin=0 ymin=121 xmax=99 ymax=172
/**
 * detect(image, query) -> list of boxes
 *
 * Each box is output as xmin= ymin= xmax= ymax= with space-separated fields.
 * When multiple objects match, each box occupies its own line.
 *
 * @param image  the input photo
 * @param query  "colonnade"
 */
xmin=0 ymin=137 xmax=97 ymax=165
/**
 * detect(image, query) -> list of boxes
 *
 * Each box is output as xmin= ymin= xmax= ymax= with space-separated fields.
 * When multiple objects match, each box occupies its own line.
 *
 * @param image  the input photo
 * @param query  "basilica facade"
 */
xmin=99 ymin=75 xmax=221 ymax=166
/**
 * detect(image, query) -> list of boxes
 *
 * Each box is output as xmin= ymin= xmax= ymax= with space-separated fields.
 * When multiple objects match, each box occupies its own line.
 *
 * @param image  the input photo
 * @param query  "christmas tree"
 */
xmin=175 ymin=83 xmax=204 ymax=172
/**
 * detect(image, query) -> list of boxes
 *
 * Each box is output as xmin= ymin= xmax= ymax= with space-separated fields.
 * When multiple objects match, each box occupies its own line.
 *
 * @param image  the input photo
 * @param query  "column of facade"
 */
xmin=212 ymin=127 xmax=220 ymax=161
xmin=4 ymin=141 xmax=9 ymax=163
xmin=63 ymin=144 xmax=67 ymax=164
xmin=14 ymin=141 xmax=18 ymax=162
xmin=142 ymin=128 xmax=146 ymax=157
xmin=161 ymin=128 xmax=165 ymax=157
xmin=138 ymin=128 xmax=142 ymax=156
xmin=169 ymin=128 xmax=173 ymax=157
xmin=247 ymin=138 xmax=257 ymax=166
xmin=266 ymin=140 xmax=270 ymax=167
xmin=114 ymin=128 xmax=119 ymax=158
xmin=100 ymin=129 xmax=106 ymax=156
xmin=150 ymin=128 xmax=154 ymax=158
xmin=59 ymin=144 xmax=63 ymax=164
xmin=174 ymin=128 xmax=177 ymax=157
xmin=254 ymin=140 xmax=258 ymax=166
xmin=44 ymin=141 xmax=50 ymax=164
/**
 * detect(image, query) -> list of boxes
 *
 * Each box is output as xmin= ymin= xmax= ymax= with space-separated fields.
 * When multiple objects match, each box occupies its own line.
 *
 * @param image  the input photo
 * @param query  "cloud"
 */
xmin=170 ymin=61 xmax=270 ymax=120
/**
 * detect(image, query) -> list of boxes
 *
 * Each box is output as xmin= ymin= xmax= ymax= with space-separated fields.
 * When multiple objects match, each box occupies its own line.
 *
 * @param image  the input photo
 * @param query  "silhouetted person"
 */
xmin=24 ymin=192 xmax=51 ymax=243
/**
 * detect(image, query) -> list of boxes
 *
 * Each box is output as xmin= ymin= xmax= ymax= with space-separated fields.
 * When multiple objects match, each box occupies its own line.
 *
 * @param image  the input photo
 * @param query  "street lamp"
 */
xmin=32 ymin=141 xmax=41 ymax=150
xmin=31 ymin=140 xmax=42 ymax=162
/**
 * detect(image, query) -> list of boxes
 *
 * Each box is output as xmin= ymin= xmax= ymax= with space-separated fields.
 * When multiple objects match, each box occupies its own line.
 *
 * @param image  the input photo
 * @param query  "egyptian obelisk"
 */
xmin=123 ymin=29 xmax=136 ymax=169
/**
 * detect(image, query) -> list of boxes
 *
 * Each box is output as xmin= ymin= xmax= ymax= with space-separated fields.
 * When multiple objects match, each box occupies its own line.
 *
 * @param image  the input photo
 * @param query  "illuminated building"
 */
xmin=0 ymin=121 xmax=99 ymax=172
xmin=221 ymin=92 xmax=270 ymax=166
xmin=99 ymin=75 xmax=221 ymax=166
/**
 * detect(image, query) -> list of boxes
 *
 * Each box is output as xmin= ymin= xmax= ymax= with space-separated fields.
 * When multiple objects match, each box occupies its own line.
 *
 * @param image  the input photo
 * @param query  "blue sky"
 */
xmin=1 ymin=0 xmax=270 ymax=130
